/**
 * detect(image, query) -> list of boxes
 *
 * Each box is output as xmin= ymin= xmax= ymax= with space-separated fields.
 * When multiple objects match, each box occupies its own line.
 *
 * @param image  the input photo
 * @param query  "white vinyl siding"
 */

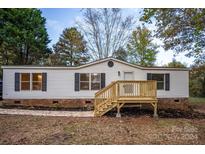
xmin=2 ymin=60 xmax=189 ymax=99
xmin=144 ymin=70 xmax=189 ymax=98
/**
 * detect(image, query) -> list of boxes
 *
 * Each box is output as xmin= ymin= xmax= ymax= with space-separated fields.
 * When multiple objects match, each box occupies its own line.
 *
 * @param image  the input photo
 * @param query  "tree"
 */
xmin=113 ymin=47 xmax=128 ymax=62
xmin=0 ymin=9 xmax=51 ymax=65
xmin=165 ymin=58 xmax=187 ymax=68
xmin=46 ymin=53 xmax=61 ymax=66
xmin=127 ymin=26 xmax=158 ymax=66
xmin=189 ymin=64 xmax=205 ymax=97
xmin=140 ymin=8 xmax=205 ymax=64
xmin=77 ymin=8 xmax=134 ymax=60
xmin=53 ymin=27 xmax=89 ymax=66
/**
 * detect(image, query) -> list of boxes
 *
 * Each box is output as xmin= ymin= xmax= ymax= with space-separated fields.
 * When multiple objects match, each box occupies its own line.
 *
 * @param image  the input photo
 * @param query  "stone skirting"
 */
xmin=3 ymin=97 xmax=190 ymax=111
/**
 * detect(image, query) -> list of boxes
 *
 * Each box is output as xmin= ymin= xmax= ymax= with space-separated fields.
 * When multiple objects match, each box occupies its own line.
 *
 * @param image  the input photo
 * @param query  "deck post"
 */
xmin=153 ymin=102 xmax=158 ymax=118
xmin=116 ymin=103 xmax=121 ymax=117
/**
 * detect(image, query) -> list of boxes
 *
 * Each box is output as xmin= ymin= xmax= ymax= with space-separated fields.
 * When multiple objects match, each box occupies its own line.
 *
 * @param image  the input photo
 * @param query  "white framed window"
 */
xmin=20 ymin=73 xmax=43 ymax=91
xmin=32 ymin=73 xmax=42 ymax=90
xmin=150 ymin=74 xmax=165 ymax=90
xmin=80 ymin=73 xmax=90 ymax=90
xmin=20 ymin=73 xmax=30 ymax=91
xmin=79 ymin=73 xmax=101 ymax=90
xmin=91 ymin=73 xmax=101 ymax=90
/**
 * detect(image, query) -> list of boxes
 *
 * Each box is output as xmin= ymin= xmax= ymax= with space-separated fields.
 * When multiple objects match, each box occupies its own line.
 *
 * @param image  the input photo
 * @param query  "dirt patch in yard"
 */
xmin=189 ymin=97 xmax=205 ymax=114
xmin=0 ymin=115 xmax=204 ymax=145
xmin=2 ymin=103 xmax=205 ymax=119
xmin=105 ymin=107 xmax=205 ymax=119
xmin=191 ymin=104 xmax=205 ymax=114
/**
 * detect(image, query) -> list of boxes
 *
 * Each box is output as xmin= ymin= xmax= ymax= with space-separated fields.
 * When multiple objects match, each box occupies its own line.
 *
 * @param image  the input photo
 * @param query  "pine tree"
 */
xmin=53 ymin=27 xmax=89 ymax=66
xmin=0 ymin=8 xmax=51 ymax=65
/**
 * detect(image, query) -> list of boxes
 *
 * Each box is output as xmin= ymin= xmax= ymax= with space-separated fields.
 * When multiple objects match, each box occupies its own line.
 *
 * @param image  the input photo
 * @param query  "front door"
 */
xmin=123 ymin=72 xmax=134 ymax=95
xmin=124 ymin=72 xmax=134 ymax=80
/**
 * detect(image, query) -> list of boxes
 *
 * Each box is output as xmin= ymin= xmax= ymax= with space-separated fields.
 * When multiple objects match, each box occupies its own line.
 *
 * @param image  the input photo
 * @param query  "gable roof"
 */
xmin=1 ymin=57 xmax=189 ymax=71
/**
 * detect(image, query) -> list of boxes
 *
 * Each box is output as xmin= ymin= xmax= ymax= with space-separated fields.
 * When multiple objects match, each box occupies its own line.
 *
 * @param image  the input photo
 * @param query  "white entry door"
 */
xmin=124 ymin=72 xmax=134 ymax=80
xmin=123 ymin=72 xmax=134 ymax=95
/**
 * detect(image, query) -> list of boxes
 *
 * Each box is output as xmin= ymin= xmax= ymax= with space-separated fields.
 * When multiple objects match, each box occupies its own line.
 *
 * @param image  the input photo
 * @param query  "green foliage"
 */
xmin=141 ymin=8 xmax=205 ymax=64
xmin=127 ymin=26 xmax=158 ymax=66
xmin=113 ymin=47 xmax=128 ymax=62
xmin=52 ymin=27 xmax=89 ymax=66
xmin=0 ymin=8 xmax=51 ymax=66
xmin=165 ymin=59 xmax=187 ymax=68
xmin=189 ymin=97 xmax=205 ymax=105
xmin=189 ymin=64 xmax=205 ymax=97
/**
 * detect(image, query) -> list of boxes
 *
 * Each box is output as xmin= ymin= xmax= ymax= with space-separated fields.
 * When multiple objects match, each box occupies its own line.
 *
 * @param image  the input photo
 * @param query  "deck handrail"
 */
xmin=95 ymin=81 xmax=117 ymax=96
xmin=94 ymin=81 xmax=117 ymax=108
xmin=94 ymin=80 xmax=157 ymax=117
xmin=95 ymin=80 xmax=157 ymax=106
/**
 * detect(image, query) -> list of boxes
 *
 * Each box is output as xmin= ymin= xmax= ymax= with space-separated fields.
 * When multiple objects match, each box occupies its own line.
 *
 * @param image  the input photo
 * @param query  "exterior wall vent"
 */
xmin=14 ymin=100 xmax=21 ymax=104
xmin=85 ymin=100 xmax=91 ymax=104
xmin=53 ymin=101 xmax=58 ymax=104
xmin=108 ymin=61 xmax=114 ymax=67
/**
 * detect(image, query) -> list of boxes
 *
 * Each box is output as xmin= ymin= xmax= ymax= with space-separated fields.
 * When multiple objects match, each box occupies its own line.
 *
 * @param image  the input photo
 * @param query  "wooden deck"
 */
xmin=94 ymin=80 xmax=158 ymax=117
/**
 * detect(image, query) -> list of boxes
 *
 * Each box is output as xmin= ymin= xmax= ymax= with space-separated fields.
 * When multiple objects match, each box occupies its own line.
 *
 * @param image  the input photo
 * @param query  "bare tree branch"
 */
xmin=77 ymin=8 xmax=135 ymax=60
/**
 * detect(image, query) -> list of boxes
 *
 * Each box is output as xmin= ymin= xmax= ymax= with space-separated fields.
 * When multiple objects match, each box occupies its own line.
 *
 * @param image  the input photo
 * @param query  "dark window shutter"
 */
xmin=75 ymin=73 xmax=80 ymax=91
xmin=147 ymin=73 xmax=152 ymax=80
xmin=101 ymin=73 xmax=106 ymax=89
xmin=15 ymin=73 xmax=20 ymax=91
xmin=165 ymin=73 xmax=170 ymax=91
xmin=42 ymin=73 xmax=47 ymax=91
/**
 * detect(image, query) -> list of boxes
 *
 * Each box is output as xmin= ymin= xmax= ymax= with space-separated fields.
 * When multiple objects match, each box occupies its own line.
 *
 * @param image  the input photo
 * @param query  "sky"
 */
xmin=40 ymin=8 xmax=194 ymax=66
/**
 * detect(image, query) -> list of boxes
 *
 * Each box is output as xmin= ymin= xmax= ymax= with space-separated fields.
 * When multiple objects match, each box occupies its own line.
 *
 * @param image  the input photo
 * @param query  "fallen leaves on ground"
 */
xmin=0 ymin=114 xmax=204 ymax=145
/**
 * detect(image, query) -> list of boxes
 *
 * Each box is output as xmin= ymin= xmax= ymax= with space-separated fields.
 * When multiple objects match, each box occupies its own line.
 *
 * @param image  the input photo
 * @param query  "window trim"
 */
xmin=20 ymin=73 xmax=31 ymax=91
xmin=19 ymin=73 xmax=43 ymax=91
xmin=150 ymin=73 xmax=165 ymax=90
xmin=80 ymin=73 xmax=90 ymax=91
xmin=79 ymin=73 xmax=102 ymax=91
xmin=32 ymin=73 xmax=43 ymax=91
xmin=91 ymin=73 xmax=101 ymax=90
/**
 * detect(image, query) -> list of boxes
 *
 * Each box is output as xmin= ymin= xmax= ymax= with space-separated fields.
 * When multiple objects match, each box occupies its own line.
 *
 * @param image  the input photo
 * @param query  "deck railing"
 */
xmin=95 ymin=81 xmax=117 ymax=108
xmin=95 ymin=80 xmax=157 ymax=108
xmin=117 ymin=80 xmax=157 ymax=98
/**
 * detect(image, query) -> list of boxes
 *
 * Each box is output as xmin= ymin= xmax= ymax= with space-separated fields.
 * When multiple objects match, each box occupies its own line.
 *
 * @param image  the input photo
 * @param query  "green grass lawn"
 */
xmin=189 ymin=97 xmax=205 ymax=105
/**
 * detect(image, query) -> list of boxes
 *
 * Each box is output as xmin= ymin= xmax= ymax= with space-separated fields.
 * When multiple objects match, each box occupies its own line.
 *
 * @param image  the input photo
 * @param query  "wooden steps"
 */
xmin=94 ymin=80 xmax=158 ymax=117
xmin=94 ymin=100 xmax=118 ymax=117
